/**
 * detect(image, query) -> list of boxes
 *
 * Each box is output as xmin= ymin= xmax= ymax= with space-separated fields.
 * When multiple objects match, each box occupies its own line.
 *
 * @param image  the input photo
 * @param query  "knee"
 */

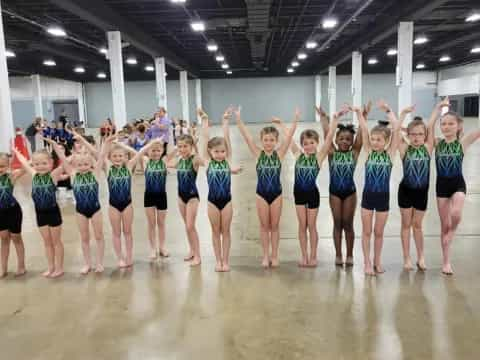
xmin=260 ymin=223 xmax=271 ymax=232
xmin=10 ymin=234 xmax=22 ymax=244
xmin=0 ymin=236 xmax=9 ymax=244
xmin=343 ymin=221 xmax=354 ymax=233
xmin=333 ymin=218 xmax=343 ymax=230
xmin=307 ymin=223 xmax=317 ymax=234
xmin=451 ymin=210 xmax=462 ymax=226
xmin=186 ymin=222 xmax=196 ymax=233
xmin=401 ymin=218 xmax=412 ymax=229
xmin=270 ymin=222 xmax=280 ymax=232
xmin=374 ymin=228 xmax=384 ymax=238
xmin=412 ymin=220 xmax=423 ymax=232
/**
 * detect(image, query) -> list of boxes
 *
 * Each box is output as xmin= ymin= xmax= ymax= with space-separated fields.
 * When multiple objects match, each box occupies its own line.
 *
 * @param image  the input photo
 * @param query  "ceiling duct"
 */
xmin=245 ymin=0 xmax=272 ymax=68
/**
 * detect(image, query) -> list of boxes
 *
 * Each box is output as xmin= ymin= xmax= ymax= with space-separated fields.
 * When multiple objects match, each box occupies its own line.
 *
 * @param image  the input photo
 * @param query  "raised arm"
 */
xmin=318 ymin=107 xmax=347 ymax=164
xmin=352 ymin=106 xmax=370 ymax=153
xmin=277 ymin=108 xmax=300 ymax=160
xmin=377 ymin=100 xmax=401 ymax=156
xmin=315 ymin=106 xmax=330 ymax=140
xmin=126 ymin=138 xmax=164 ymax=170
xmin=44 ymin=137 xmax=74 ymax=176
xmin=235 ymin=107 xmax=260 ymax=158
xmin=222 ymin=107 xmax=233 ymax=159
xmin=11 ymin=146 xmax=35 ymax=176
xmin=67 ymin=128 xmax=98 ymax=156
xmin=272 ymin=116 xmax=301 ymax=157
xmin=97 ymin=135 xmax=115 ymax=173
xmin=426 ymin=97 xmax=449 ymax=152
xmin=199 ymin=108 xmax=211 ymax=161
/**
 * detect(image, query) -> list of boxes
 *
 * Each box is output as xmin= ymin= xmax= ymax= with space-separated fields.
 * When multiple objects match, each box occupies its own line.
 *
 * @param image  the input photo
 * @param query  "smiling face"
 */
xmin=336 ymin=130 xmax=354 ymax=152
xmin=210 ymin=144 xmax=227 ymax=161
xmin=74 ymin=154 xmax=94 ymax=173
xmin=407 ymin=123 xmax=427 ymax=147
xmin=148 ymin=143 xmax=163 ymax=161
xmin=370 ymin=131 xmax=387 ymax=151
xmin=177 ymin=140 xmax=193 ymax=158
xmin=32 ymin=152 xmax=53 ymax=174
xmin=109 ymin=147 xmax=127 ymax=166
xmin=440 ymin=113 xmax=461 ymax=140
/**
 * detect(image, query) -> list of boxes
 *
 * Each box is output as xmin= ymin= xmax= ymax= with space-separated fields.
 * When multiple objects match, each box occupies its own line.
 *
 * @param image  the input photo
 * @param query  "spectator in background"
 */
xmin=25 ymin=117 xmax=41 ymax=152
xmin=147 ymin=107 xmax=171 ymax=156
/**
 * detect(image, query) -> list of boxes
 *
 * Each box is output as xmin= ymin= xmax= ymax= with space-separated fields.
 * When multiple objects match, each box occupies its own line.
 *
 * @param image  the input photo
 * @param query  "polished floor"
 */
xmin=2 ymin=120 xmax=480 ymax=360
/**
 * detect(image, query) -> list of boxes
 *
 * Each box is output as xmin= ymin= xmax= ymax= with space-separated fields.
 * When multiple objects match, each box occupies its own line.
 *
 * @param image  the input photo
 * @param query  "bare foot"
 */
xmin=442 ymin=263 xmax=453 ymax=275
xmin=15 ymin=269 xmax=27 ymax=277
xmin=298 ymin=258 xmax=308 ymax=267
xmin=80 ymin=266 xmax=91 ymax=275
xmin=159 ymin=249 xmax=170 ymax=258
xmin=416 ymin=259 xmax=427 ymax=271
xmin=126 ymin=261 xmax=134 ymax=268
xmin=308 ymin=258 xmax=318 ymax=268
xmin=222 ymin=263 xmax=230 ymax=272
xmin=270 ymin=258 xmax=279 ymax=268
xmin=49 ymin=270 xmax=64 ymax=278
xmin=118 ymin=259 xmax=128 ymax=268
xmin=215 ymin=262 xmax=223 ymax=272
xmin=335 ymin=256 xmax=344 ymax=266
xmin=184 ymin=253 xmax=194 ymax=261
xmin=261 ymin=257 xmax=270 ymax=269
xmin=364 ymin=264 xmax=375 ymax=276
xmin=403 ymin=258 xmax=413 ymax=271
xmin=190 ymin=257 xmax=201 ymax=267
xmin=374 ymin=265 xmax=385 ymax=274
xmin=345 ymin=256 xmax=354 ymax=267
xmin=149 ymin=251 xmax=158 ymax=261
xmin=95 ymin=265 xmax=104 ymax=273
xmin=42 ymin=269 xmax=53 ymax=277
xmin=0 ymin=271 xmax=7 ymax=278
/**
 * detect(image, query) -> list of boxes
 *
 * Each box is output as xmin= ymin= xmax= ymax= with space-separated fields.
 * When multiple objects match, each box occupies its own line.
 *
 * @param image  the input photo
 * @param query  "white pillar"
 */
xmin=315 ymin=75 xmax=321 ymax=122
xmin=397 ymin=21 xmax=414 ymax=122
xmin=180 ymin=71 xmax=190 ymax=125
xmin=352 ymin=51 xmax=362 ymax=125
xmin=328 ymin=66 xmax=336 ymax=119
xmin=77 ymin=83 xmax=86 ymax=127
xmin=0 ymin=0 xmax=14 ymax=152
xmin=107 ymin=31 xmax=127 ymax=128
xmin=31 ymin=74 xmax=44 ymax=118
xmin=195 ymin=79 xmax=202 ymax=124
xmin=155 ymin=57 xmax=167 ymax=109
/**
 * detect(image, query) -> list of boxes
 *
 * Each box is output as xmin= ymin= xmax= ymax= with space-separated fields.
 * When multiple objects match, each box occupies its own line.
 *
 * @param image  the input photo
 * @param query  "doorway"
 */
xmin=53 ymin=100 xmax=80 ymax=127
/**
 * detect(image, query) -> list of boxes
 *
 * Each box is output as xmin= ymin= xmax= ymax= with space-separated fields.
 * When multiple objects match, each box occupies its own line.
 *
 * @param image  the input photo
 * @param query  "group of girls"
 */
xmin=1 ymin=98 xmax=478 ymax=278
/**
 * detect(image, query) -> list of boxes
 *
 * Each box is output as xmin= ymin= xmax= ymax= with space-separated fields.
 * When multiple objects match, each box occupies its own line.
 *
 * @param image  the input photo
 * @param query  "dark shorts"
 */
xmin=294 ymin=188 xmax=320 ymax=209
xmin=76 ymin=205 xmax=101 ymax=219
xmin=144 ymin=192 xmax=168 ymax=210
xmin=36 ymin=206 xmax=62 ymax=227
xmin=361 ymin=191 xmax=389 ymax=212
xmin=398 ymin=182 xmax=428 ymax=211
xmin=178 ymin=191 xmax=199 ymax=204
xmin=0 ymin=203 xmax=23 ymax=234
xmin=436 ymin=176 xmax=466 ymax=198
xmin=329 ymin=186 xmax=357 ymax=201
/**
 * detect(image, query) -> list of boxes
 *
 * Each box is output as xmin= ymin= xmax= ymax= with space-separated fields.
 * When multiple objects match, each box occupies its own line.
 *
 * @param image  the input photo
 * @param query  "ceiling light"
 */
xmin=97 ymin=72 xmax=107 ymax=79
xmin=99 ymin=47 xmax=108 ymax=55
xmin=297 ymin=52 xmax=307 ymax=60
xmin=471 ymin=46 xmax=480 ymax=54
xmin=306 ymin=40 xmax=318 ymax=49
xmin=190 ymin=21 xmax=205 ymax=32
xmin=414 ymin=36 xmax=428 ymax=45
xmin=215 ymin=54 xmax=225 ymax=62
xmin=291 ymin=61 xmax=299 ymax=67
xmin=46 ymin=26 xmax=67 ymax=37
xmin=74 ymin=66 xmax=85 ymax=73
xmin=221 ymin=63 xmax=229 ymax=69
xmin=170 ymin=0 xmax=187 ymax=3
xmin=145 ymin=65 xmax=155 ymax=72
xmin=5 ymin=50 xmax=15 ymax=58
xmin=368 ymin=58 xmax=378 ymax=65
xmin=43 ymin=59 xmax=56 ymax=66
xmin=207 ymin=40 xmax=218 ymax=52
xmin=322 ymin=18 xmax=338 ymax=29
xmin=226 ymin=70 xmax=232 ymax=75
xmin=387 ymin=48 xmax=397 ymax=56
xmin=439 ymin=55 xmax=451 ymax=62
xmin=416 ymin=63 xmax=426 ymax=69
xmin=126 ymin=57 xmax=137 ymax=65
xmin=287 ymin=68 xmax=294 ymax=73
xmin=466 ymin=13 xmax=480 ymax=22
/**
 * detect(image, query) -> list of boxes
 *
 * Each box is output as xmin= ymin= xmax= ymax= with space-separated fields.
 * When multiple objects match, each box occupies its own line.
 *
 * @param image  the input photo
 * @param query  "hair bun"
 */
xmin=377 ymin=120 xmax=390 ymax=126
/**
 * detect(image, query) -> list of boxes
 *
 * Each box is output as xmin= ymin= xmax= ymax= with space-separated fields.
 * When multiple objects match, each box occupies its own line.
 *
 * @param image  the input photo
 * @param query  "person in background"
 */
xmin=147 ymin=107 xmax=171 ymax=156
xmin=25 ymin=117 xmax=41 ymax=153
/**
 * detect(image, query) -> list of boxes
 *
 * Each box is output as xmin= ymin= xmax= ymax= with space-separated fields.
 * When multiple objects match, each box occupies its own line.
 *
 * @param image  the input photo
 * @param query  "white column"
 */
xmin=0 ymin=0 xmax=14 ymax=152
xmin=195 ymin=79 xmax=202 ymax=124
xmin=351 ymin=51 xmax=362 ymax=126
xmin=180 ymin=71 xmax=190 ymax=125
xmin=107 ymin=31 xmax=127 ymax=128
xmin=77 ymin=83 xmax=86 ymax=127
xmin=397 ymin=21 xmax=414 ymax=122
xmin=31 ymin=74 xmax=44 ymax=118
xmin=328 ymin=66 xmax=336 ymax=119
xmin=315 ymin=75 xmax=321 ymax=122
xmin=155 ymin=57 xmax=167 ymax=109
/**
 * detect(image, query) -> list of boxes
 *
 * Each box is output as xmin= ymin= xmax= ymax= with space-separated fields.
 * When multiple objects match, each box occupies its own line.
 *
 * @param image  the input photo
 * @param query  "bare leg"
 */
xmin=342 ymin=193 xmax=357 ymax=266
xmin=269 ymin=196 xmax=283 ymax=268
xmin=91 ymin=211 xmax=105 ymax=272
xmin=329 ymin=195 xmax=344 ymax=265
xmin=208 ymin=203 xmax=223 ymax=271
xmin=295 ymin=205 xmax=308 ymax=267
xmin=122 ymin=205 xmax=134 ymax=267
xmin=145 ymin=207 xmax=158 ymax=259
xmin=76 ymin=213 xmax=92 ymax=274
xmin=109 ymin=206 xmax=126 ymax=267
xmin=220 ymin=203 xmax=233 ymax=272
xmin=256 ymin=195 xmax=271 ymax=268
xmin=49 ymin=225 xmax=64 ymax=278
xmin=157 ymin=210 xmax=168 ymax=257
xmin=0 ymin=231 xmax=10 ymax=277
xmin=178 ymin=199 xmax=194 ymax=261
xmin=306 ymin=207 xmax=319 ymax=267
xmin=373 ymin=211 xmax=389 ymax=274
xmin=39 ymin=226 xmax=55 ymax=277
xmin=361 ymin=208 xmax=375 ymax=276
xmin=412 ymin=209 xmax=426 ymax=270
xmin=185 ymin=199 xmax=201 ymax=266
xmin=400 ymin=207 xmax=414 ymax=270
xmin=10 ymin=233 xmax=26 ymax=276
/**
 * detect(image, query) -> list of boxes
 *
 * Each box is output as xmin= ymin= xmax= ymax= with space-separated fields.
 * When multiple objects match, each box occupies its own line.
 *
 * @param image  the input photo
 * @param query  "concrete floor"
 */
xmin=2 ymin=120 xmax=480 ymax=360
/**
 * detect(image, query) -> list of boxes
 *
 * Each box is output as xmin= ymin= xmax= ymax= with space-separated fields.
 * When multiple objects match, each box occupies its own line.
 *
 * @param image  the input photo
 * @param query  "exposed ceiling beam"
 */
xmin=48 ymin=0 xmax=200 ymax=76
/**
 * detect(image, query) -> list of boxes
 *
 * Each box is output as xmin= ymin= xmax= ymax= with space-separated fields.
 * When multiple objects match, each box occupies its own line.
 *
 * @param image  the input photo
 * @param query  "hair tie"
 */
xmin=377 ymin=120 xmax=389 ymax=126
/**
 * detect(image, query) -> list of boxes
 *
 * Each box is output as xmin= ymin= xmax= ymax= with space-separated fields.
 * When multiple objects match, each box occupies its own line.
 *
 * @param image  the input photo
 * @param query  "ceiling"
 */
xmin=2 ymin=0 xmax=480 ymax=82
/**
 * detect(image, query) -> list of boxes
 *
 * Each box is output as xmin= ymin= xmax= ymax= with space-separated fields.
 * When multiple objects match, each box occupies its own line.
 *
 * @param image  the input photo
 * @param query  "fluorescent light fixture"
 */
xmin=471 ymin=46 xmax=480 ymax=54
xmin=439 ymin=55 xmax=451 ymax=62
xmin=46 ymin=26 xmax=67 ymax=37
xmin=387 ymin=48 xmax=397 ymax=56
xmin=206 ymin=40 xmax=218 ymax=52
xmin=221 ymin=63 xmax=229 ymax=69
xmin=466 ymin=13 xmax=480 ymax=22
xmin=170 ymin=0 xmax=186 ymax=3
xmin=99 ymin=47 xmax=108 ymax=54
xmin=368 ymin=58 xmax=378 ymax=65
xmin=291 ymin=61 xmax=299 ymax=67
xmin=190 ymin=21 xmax=205 ymax=32
xmin=306 ymin=40 xmax=318 ymax=49
xmin=97 ymin=72 xmax=107 ymax=79
xmin=5 ymin=50 xmax=15 ymax=58
xmin=297 ymin=52 xmax=307 ymax=60
xmin=43 ymin=59 xmax=56 ymax=66
xmin=226 ymin=70 xmax=232 ymax=75
xmin=215 ymin=54 xmax=225 ymax=62
xmin=126 ymin=57 xmax=137 ymax=65
xmin=145 ymin=65 xmax=155 ymax=72
xmin=287 ymin=68 xmax=294 ymax=73
xmin=322 ymin=18 xmax=338 ymax=29
xmin=74 ymin=66 xmax=85 ymax=73
xmin=416 ymin=63 xmax=426 ymax=69
xmin=414 ymin=36 xmax=428 ymax=45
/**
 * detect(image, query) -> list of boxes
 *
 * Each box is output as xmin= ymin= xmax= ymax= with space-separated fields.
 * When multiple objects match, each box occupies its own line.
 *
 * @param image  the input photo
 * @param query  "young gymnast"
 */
xmin=316 ymin=105 xmax=367 ymax=266
xmin=0 ymin=153 xmax=26 ymax=277
xmin=102 ymin=135 xmax=160 ymax=268
xmin=236 ymin=107 xmax=298 ymax=268
xmin=276 ymin=107 xmax=348 ymax=267
xmin=397 ymin=100 xmax=447 ymax=271
xmin=115 ymin=137 xmax=174 ymax=261
xmin=199 ymin=108 xmax=242 ymax=272
xmin=12 ymin=148 xmax=66 ymax=278
xmin=354 ymin=101 xmax=401 ymax=276
xmin=433 ymin=100 xmax=480 ymax=275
